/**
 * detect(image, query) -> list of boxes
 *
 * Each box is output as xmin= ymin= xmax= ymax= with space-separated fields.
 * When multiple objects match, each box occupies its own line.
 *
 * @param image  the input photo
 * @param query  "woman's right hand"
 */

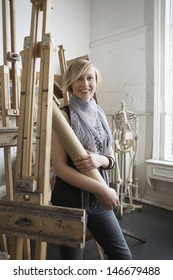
xmin=95 ymin=187 xmax=119 ymax=210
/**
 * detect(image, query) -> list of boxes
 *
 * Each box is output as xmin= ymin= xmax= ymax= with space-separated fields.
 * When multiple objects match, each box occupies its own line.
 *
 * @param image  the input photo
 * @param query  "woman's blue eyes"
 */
xmin=77 ymin=76 xmax=94 ymax=81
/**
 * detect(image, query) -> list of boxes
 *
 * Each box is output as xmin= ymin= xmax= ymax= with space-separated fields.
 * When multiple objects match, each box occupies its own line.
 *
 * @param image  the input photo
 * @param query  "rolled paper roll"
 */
xmin=52 ymin=100 xmax=107 ymax=186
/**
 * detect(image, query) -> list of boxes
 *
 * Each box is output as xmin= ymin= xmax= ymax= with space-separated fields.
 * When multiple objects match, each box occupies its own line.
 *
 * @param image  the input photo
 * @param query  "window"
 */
xmin=153 ymin=0 xmax=173 ymax=162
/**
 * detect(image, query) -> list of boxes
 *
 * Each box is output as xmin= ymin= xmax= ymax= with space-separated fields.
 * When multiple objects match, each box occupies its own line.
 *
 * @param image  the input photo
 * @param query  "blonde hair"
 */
xmin=62 ymin=59 xmax=102 ymax=94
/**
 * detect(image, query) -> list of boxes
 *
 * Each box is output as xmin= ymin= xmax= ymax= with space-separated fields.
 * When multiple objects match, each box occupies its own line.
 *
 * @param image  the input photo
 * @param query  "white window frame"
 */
xmin=153 ymin=0 xmax=173 ymax=162
xmin=146 ymin=0 xmax=173 ymax=185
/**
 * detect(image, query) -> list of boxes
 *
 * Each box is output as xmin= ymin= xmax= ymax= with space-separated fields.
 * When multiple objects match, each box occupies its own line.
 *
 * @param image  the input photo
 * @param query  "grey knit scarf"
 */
xmin=69 ymin=95 xmax=112 ymax=155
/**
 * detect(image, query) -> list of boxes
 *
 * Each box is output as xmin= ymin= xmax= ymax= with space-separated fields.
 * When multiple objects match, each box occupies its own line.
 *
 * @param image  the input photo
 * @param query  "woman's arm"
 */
xmin=73 ymin=147 xmax=114 ymax=171
xmin=51 ymin=122 xmax=118 ymax=210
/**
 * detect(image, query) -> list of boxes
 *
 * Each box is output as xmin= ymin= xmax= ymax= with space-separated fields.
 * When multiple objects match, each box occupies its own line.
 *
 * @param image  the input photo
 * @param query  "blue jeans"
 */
xmin=59 ymin=203 xmax=132 ymax=260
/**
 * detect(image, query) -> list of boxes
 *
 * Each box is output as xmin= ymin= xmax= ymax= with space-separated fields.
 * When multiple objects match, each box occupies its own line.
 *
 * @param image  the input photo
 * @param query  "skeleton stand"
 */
xmin=112 ymin=101 xmax=145 ymax=242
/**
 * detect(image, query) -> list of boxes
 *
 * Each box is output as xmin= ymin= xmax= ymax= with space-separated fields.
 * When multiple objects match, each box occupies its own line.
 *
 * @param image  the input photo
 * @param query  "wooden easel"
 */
xmin=0 ymin=0 xmax=20 ymax=201
xmin=57 ymin=45 xmax=69 ymax=106
xmin=12 ymin=0 xmax=54 ymax=259
xmin=0 ymin=0 xmax=20 ymax=256
xmin=0 ymin=0 xmax=85 ymax=260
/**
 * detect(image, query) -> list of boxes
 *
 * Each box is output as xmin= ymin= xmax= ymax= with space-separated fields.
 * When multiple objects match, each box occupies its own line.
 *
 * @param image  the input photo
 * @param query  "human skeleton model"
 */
xmin=112 ymin=100 xmax=141 ymax=217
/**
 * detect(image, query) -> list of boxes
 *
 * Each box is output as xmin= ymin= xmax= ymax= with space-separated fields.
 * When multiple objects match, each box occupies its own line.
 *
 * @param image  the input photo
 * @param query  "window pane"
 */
xmin=164 ymin=0 xmax=173 ymax=161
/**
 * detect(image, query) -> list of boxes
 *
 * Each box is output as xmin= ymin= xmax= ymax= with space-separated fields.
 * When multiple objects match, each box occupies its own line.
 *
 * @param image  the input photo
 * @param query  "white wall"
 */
xmin=90 ymin=0 xmax=153 ymax=113
xmin=51 ymin=0 xmax=90 ymax=63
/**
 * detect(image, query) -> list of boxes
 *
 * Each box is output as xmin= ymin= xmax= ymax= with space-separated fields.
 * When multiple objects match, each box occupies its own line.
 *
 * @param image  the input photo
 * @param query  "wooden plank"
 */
xmin=0 ymin=201 xmax=85 ymax=248
xmin=15 ymin=48 xmax=30 ymax=179
xmin=34 ymin=241 xmax=47 ymax=260
xmin=0 ymin=233 xmax=8 ymax=253
xmin=23 ymin=239 xmax=31 ymax=260
xmin=12 ymin=1 xmax=53 ymax=259
xmin=34 ymin=0 xmax=54 ymax=194
xmin=14 ymin=190 xmax=42 ymax=205
xmin=21 ymin=2 xmax=40 ymax=177
xmin=58 ymin=45 xmax=69 ymax=105
xmin=2 ymin=0 xmax=9 ymax=65
xmin=10 ymin=237 xmax=24 ymax=260
xmin=6 ymin=108 xmax=19 ymax=116
xmin=0 ymin=127 xmax=36 ymax=148
xmin=10 ymin=238 xmax=31 ymax=260
xmin=15 ymin=43 xmax=37 ymax=179
xmin=34 ymin=33 xmax=54 ymax=205
xmin=122 ymin=228 xmax=146 ymax=243
xmin=9 ymin=0 xmax=19 ymax=110
xmin=58 ymin=45 xmax=67 ymax=75
xmin=15 ymin=178 xmax=37 ymax=193
xmin=41 ymin=0 xmax=52 ymax=35
xmin=0 ymin=127 xmax=18 ymax=147
xmin=0 ymin=65 xmax=14 ymax=200
xmin=9 ymin=0 xmax=16 ymax=56
xmin=0 ymin=65 xmax=11 ymax=124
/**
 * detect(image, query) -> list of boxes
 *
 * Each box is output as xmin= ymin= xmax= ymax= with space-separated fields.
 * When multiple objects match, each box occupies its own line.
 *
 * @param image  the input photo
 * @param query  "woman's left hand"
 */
xmin=74 ymin=151 xmax=103 ymax=171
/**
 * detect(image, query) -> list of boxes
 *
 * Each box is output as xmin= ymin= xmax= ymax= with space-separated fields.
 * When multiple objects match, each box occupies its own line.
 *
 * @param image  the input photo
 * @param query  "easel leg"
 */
xmin=0 ymin=234 xmax=8 ymax=254
xmin=10 ymin=237 xmax=24 ymax=260
xmin=122 ymin=228 xmax=146 ymax=243
xmin=35 ymin=241 xmax=47 ymax=260
xmin=23 ymin=239 xmax=31 ymax=260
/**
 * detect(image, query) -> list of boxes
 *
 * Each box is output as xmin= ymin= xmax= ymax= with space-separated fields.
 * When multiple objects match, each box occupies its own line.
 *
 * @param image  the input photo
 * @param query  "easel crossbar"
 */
xmin=0 ymin=201 xmax=85 ymax=248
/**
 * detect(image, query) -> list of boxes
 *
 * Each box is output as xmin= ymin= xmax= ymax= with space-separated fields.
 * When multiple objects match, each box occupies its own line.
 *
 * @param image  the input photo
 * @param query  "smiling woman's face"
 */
xmin=71 ymin=67 xmax=96 ymax=100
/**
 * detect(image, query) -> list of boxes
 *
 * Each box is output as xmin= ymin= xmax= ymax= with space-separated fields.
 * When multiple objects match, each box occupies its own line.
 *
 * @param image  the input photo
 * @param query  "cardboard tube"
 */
xmin=52 ymin=100 xmax=106 ymax=186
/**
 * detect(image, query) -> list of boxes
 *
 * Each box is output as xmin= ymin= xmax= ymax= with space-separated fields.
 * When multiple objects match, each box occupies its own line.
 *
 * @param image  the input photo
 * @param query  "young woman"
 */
xmin=51 ymin=59 xmax=132 ymax=260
